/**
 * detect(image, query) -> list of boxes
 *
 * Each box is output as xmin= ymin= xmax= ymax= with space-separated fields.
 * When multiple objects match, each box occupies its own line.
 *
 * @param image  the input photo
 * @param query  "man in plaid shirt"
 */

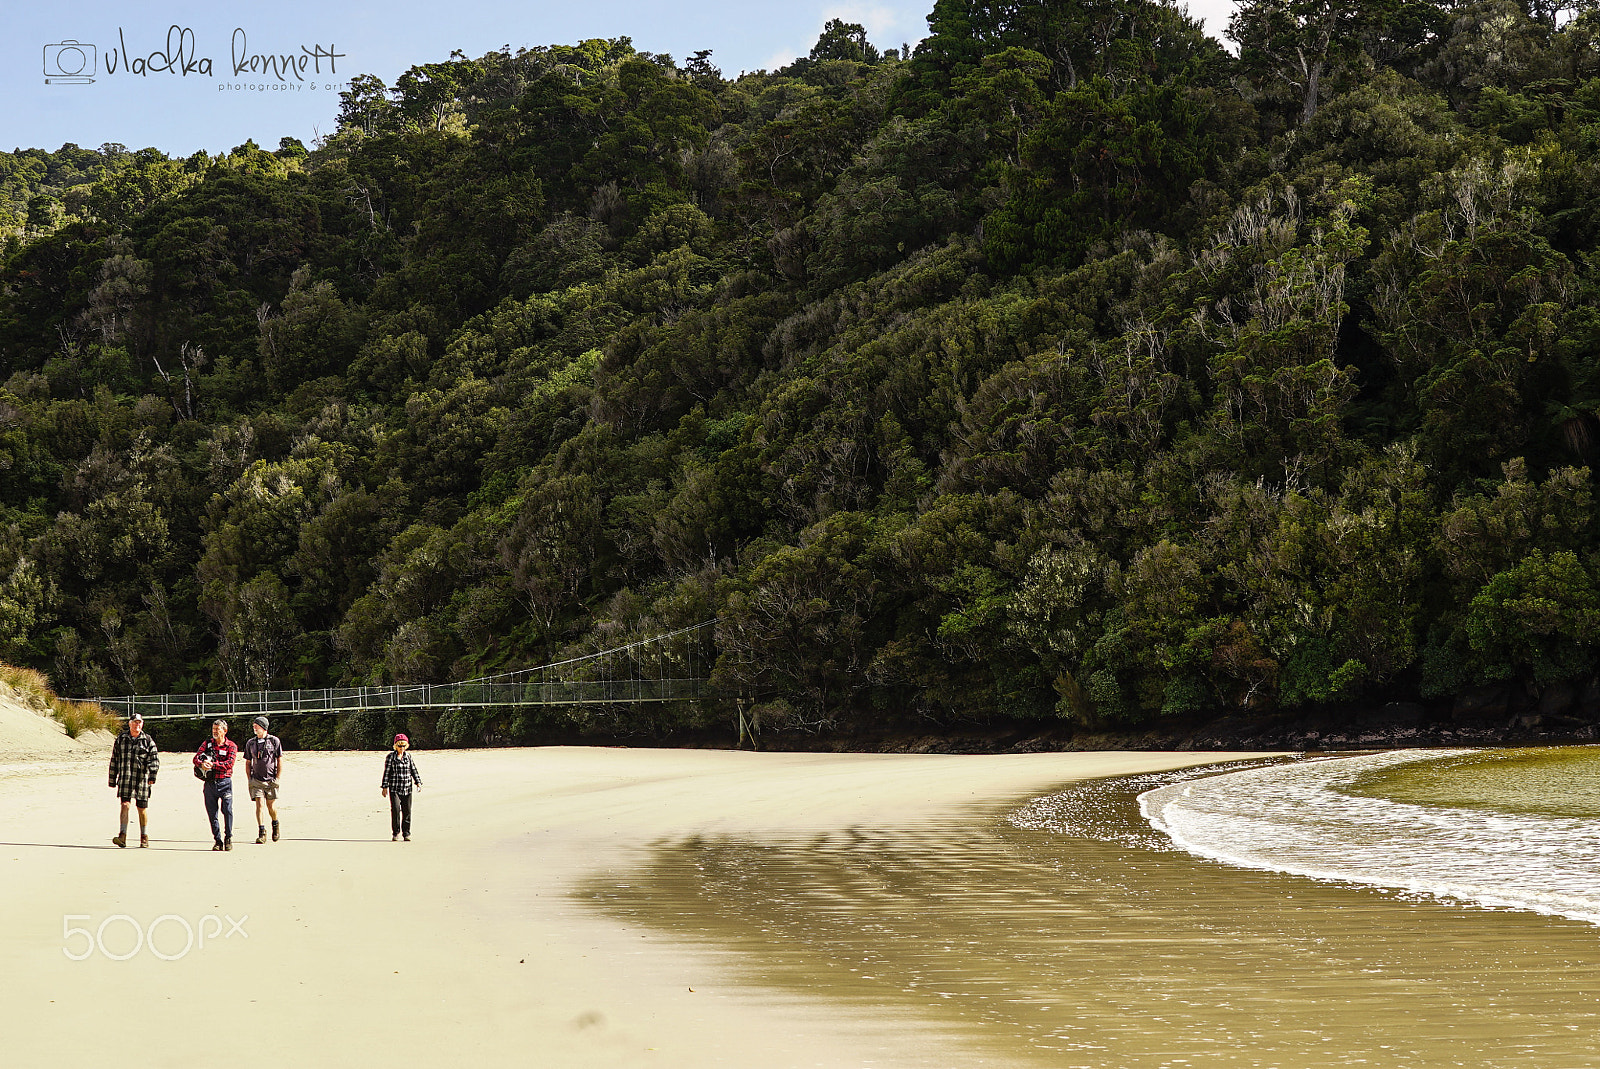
xmin=194 ymin=719 xmax=239 ymax=851
xmin=108 ymin=712 xmax=160 ymax=848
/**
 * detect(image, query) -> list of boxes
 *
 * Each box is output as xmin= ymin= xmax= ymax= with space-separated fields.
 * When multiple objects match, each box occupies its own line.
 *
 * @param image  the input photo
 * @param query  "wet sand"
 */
xmin=605 ymin=763 xmax=1600 ymax=1067
xmin=0 ymin=745 xmax=1263 ymax=1068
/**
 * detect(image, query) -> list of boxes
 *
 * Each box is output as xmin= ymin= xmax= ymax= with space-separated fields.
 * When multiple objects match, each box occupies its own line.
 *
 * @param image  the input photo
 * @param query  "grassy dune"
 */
xmin=0 ymin=663 xmax=118 ymax=738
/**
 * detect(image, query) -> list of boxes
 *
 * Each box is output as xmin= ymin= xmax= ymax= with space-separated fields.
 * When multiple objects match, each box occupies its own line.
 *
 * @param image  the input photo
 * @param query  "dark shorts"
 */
xmin=117 ymin=790 xmax=149 ymax=809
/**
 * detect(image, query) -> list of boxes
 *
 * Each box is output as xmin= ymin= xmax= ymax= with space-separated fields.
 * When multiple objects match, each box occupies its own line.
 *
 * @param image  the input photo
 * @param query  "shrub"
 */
xmin=334 ymin=709 xmax=387 ymax=749
xmin=0 ymin=661 xmax=118 ymax=737
xmin=436 ymin=706 xmax=480 ymax=746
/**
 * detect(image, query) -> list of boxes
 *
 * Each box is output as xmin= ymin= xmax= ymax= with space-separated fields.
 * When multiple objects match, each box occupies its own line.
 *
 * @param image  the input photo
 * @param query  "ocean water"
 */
xmin=1141 ymin=747 xmax=1600 ymax=926
xmin=595 ymin=753 xmax=1600 ymax=1067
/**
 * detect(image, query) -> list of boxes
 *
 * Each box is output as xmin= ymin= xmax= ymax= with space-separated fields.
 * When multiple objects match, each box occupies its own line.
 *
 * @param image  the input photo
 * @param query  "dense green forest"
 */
xmin=3 ymin=0 xmax=1600 ymax=742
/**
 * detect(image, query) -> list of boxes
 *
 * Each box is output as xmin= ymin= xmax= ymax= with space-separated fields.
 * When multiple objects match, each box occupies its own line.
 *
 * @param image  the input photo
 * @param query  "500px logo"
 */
xmin=63 ymin=913 xmax=248 ymax=961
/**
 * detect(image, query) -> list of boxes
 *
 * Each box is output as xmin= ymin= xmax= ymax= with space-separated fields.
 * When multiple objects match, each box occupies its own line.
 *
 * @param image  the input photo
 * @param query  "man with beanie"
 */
xmin=243 ymin=715 xmax=284 ymax=844
xmin=108 ymin=712 xmax=159 ymax=848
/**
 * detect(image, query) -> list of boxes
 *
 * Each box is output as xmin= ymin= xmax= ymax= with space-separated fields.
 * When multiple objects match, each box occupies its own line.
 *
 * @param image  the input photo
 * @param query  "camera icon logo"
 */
xmin=44 ymin=41 xmax=97 ymax=84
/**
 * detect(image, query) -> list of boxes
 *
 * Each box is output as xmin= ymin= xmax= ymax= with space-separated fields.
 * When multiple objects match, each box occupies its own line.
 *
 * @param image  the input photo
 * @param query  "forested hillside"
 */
xmin=4 ymin=0 xmax=1600 ymax=742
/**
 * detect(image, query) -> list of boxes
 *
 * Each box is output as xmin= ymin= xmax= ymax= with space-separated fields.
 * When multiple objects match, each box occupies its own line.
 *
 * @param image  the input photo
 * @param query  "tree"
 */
xmin=217 ymin=573 xmax=303 ymax=690
xmin=1465 ymin=550 xmax=1600 ymax=685
xmin=1371 ymin=158 xmax=1575 ymax=477
xmin=949 ymin=47 xmax=1051 ymax=166
xmin=810 ymin=19 xmax=881 ymax=65
xmin=498 ymin=471 xmax=605 ymax=635
xmin=714 ymin=512 xmax=884 ymax=724
xmin=337 ymin=74 xmax=399 ymax=136
xmin=684 ymin=49 xmax=721 ymax=88
xmin=257 ymin=269 xmax=364 ymax=390
xmin=985 ymin=77 xmax=1222 ymax=270
xmin=903 ymin=0 xmax=1219 ymax=107
xmin=1196 ymin=181 xmax=1370 ymax=482
xmin=394 ymin=55 xmax=477 ymax=131
xmin=1230 ymin=0 xmax=1365 ymax=125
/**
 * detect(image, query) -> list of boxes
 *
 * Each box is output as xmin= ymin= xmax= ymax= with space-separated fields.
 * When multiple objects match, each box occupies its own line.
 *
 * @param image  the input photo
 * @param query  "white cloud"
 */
xmin=758 ymin=2 xmax=928 ymax=73
xmin=820 ymin=4 xmax=901 ymax=38
xmin=761 ymin=48 xmax=799 ymax=72
xmin=1179 ymin=0 xmax=1240 ymax=40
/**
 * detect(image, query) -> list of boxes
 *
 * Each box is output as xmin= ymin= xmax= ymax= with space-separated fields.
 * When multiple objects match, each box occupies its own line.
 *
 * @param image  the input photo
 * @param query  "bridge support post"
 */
xmin=736 ymin=698 xmax=756 ymax=751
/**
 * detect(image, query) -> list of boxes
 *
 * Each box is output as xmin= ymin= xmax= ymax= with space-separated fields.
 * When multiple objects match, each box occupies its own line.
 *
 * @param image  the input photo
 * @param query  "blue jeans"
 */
xmin=204 ymin=779 xmax=234 ymax=844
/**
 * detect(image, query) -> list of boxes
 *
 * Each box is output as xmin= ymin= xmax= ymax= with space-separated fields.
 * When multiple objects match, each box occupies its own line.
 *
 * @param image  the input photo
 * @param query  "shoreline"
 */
xmin=0 ymin=745 xmax=1266 ymax=1068
xmin=601 ymin=747 xmax=1600 ymax=1068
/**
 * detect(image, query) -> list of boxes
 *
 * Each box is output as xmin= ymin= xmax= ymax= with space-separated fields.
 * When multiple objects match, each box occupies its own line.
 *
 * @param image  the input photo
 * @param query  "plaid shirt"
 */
xmin=381 ymin=751 xmax=422 ymax=793
xmin=194 ymin=738 xmax=238 ymax=781
xmin=109 ymin=730 xmax=160 ymax=800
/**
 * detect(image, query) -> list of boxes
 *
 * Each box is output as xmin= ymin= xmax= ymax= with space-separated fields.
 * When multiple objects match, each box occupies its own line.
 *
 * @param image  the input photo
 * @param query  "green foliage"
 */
xmin=334 ymin=708 xmax=388 ymax=749
xmin=984 ymin=78 xmax=1226 ymax=271
xmin=436 ymin=706 xmax=481 ymax=746
xmin=1464 ymin=550 xmax=1600 ymax=685
xmin=10 ymin=4 xmax=1600 ymax=739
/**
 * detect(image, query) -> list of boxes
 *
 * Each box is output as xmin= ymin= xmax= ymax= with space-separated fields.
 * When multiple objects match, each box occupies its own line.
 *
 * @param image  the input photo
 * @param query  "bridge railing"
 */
xmin=95 ymin=678 xmax=709 ymax=720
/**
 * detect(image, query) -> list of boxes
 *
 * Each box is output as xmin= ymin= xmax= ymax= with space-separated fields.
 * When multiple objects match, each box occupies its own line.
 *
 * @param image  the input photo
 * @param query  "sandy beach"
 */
xmin=0 ymin=693 xmax=1260 ymax=1068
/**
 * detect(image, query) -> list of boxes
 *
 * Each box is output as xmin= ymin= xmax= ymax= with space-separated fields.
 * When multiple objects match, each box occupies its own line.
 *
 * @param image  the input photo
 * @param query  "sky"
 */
xmin=4 ymin=0 xmax=1238 ymax=157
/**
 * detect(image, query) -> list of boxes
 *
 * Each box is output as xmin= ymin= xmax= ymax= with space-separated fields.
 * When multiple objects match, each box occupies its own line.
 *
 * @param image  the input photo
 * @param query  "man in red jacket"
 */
xmin=194 ymin=719 xmax=239 ymax=851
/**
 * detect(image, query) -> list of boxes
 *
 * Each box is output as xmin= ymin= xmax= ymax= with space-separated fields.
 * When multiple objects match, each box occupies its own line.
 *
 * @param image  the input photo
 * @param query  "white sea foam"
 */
xmin=1139 ymin=750 xmax=1600 ymax=926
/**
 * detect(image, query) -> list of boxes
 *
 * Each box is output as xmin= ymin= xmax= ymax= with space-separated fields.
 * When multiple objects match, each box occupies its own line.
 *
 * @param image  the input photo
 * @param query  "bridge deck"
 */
xmin=95 ymin=679 xmax=709 ymax=720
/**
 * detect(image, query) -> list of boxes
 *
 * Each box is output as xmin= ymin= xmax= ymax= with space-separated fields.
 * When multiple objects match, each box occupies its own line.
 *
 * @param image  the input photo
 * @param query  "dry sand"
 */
xmin=0 ymin=732 xmax=1263 ymax=1068
xmin=0 ymin=687 xmax=113 ymax=762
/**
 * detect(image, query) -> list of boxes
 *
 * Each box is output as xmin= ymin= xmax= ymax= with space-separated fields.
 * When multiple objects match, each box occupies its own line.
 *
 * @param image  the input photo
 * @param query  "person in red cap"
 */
xmin=379 ymin=733 xmax=422 ymax=841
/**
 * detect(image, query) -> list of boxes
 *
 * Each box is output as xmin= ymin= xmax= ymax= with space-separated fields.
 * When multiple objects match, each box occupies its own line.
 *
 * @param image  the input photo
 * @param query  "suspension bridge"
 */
xmin=90 ymin=620 xmax=717 ymax=721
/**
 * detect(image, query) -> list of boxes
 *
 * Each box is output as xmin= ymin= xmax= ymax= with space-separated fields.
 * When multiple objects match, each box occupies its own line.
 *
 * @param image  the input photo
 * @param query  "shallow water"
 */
xmin=1343 ymin=745 xmax=1600 ymax=819
xmin=1144 ymin=748 xmax=1600 ymax=926
xmin=588 ymin=755 xmax=1600 ymax=1067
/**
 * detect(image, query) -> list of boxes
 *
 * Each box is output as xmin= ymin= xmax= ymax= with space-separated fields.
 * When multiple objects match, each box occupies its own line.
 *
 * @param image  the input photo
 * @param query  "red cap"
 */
xmin=394 ymin=734 xmax=409 ymax=743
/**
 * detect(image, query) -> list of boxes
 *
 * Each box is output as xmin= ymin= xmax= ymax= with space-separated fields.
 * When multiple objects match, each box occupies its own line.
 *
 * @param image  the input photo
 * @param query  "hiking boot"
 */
xmin=112 ymin=833 xmax=126 ymax=848
xmin=392 ymin=834 xmax=399 ymax=841
xmin=224 ymin=838 xmax=233 ymax=851
xmin=213 ymin=842 xmax=224 ymax=851
xmin=271 ymin=820 xmax=280 ymax=842
xmin=139 ymin=834 xmax=149 ymax=848
xmin=254 ymin=829 xmax=267 ymax=845
xmin=403 ymin=835 xmax=411 ymax=841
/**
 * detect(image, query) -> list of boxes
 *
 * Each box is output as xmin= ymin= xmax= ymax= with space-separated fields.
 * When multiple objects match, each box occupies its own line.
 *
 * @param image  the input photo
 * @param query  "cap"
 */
xmin=129 ymin=712 xmax=144 ymax=722
xmin=252 ymin=715 xmax=269 ymax=729
xmin=394 ymin=733 xmax=409 ymax=743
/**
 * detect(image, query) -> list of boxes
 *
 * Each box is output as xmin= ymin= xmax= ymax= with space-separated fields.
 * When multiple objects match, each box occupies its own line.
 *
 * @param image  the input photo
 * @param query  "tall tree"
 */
xmin=1230 ymin=0 xmax=1364 ymax=124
